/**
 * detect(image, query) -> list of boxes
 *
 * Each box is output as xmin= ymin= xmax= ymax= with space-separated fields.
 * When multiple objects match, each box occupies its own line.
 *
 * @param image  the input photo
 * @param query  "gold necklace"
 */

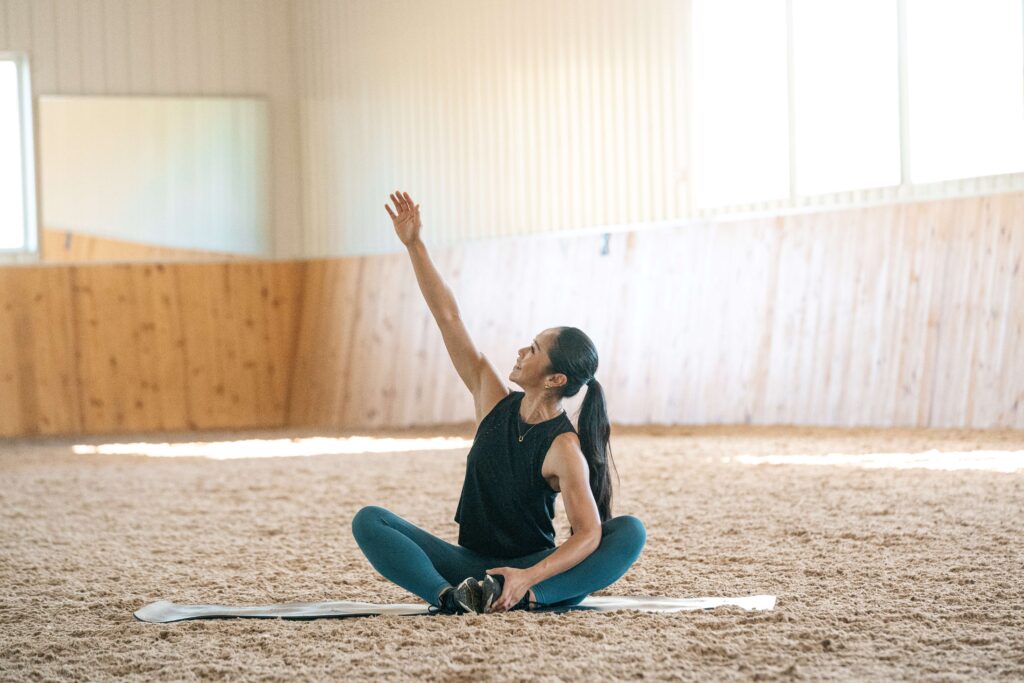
xmin=516 ymin=410 xmax=564 ymax=443
xmin=516 ymin=418 xmax=540 ymax=443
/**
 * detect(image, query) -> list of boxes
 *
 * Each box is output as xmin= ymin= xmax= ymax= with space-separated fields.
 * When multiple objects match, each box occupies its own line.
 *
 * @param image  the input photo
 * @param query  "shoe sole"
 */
xmin=480 ymin=575 xmax=501 ymax=613
xmin=452 ymin=577 xmax=482 ymax=614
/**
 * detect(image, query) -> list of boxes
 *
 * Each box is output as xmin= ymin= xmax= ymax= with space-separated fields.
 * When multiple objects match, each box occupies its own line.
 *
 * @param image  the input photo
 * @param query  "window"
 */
xmin=691 ymin=0 xmax=790 ymax=210
xmin=0 ymin=54 xmax=36 ymax=253
xmin=906 ymin=0 xmax=1024 ymax=183
xmin=690 ymin=0 xmax=1024 ymax=212
xmin=792 ymin=0 xmax=901 ymax=195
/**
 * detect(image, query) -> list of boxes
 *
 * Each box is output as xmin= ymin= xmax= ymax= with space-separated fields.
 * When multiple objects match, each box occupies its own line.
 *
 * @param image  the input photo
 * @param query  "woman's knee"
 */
xmin=351 ymin=505 xmax=391 ymax=540
xmin=606 ymin=514 xmax=647 ymax=550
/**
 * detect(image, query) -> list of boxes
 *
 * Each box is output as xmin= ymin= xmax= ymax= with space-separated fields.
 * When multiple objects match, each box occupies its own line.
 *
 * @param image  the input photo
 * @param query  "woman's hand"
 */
xmin=485 ymin=567 xmax=534 ymax=612
xmin=385 ymin=190 xmax=422 ymax=245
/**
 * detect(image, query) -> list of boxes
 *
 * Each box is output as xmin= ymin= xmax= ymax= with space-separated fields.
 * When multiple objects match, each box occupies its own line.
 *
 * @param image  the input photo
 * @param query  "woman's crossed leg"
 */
xmin=351 ymin=505 xmax=646 ymax=610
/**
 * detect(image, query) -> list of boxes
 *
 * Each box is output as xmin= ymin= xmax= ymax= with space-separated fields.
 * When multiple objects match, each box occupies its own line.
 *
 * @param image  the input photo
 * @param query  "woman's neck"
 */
xmin=519 ymin=391 xmax=563 ymax=424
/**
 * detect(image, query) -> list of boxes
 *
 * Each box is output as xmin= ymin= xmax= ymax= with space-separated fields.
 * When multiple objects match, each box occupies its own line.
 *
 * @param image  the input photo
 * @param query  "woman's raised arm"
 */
xmin=386 ymin=191 xmax=509 ymax=418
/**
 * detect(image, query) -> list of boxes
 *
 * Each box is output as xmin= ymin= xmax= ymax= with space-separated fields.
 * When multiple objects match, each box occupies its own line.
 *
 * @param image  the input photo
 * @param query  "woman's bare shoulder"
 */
xmin=473 ymin=367 xmax=514 ymax=427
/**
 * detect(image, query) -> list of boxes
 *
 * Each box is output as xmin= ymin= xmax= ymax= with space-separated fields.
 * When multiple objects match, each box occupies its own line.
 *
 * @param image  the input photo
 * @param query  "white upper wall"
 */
xmin=292 ymin=0 xmax=690 ymax=257
xmin=3 ymin=0 xmax=1021 ymax=260
xmin=2 ymin=0 xmax=691 ymax=259
xmin=0 ymin=0 xmax=305 ymax=258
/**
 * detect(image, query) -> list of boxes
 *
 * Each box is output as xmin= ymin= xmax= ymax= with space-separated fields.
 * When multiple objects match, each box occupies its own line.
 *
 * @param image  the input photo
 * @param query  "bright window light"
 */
xmin=906 ymin=0 xmax=1024 ymax=183
xmin=691 ymin=0 xmax=790 ymax=209
xmin=71 ymin=435 xmax=474 ymax=460
xmin=0 ymin=60 xmax=26 ymax=250
xmin=792 ymin=0 xmax=901 ymax=195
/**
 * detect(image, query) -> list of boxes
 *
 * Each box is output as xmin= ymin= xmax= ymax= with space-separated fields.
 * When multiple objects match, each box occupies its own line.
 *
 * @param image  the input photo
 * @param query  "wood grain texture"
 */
xmin=288 ymin=191 xmax=1023 ymax=431
xmin=0 ymin=266 xmax=81 ymax=434
xmin=0 ymin=192 xmax=1020 ymax=437
xmin=0 ymin=259 xmax=304 ymax=437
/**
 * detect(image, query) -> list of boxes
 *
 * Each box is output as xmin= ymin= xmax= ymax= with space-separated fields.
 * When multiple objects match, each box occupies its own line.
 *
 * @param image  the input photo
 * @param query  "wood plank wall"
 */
xmin=289 ymin=191 xmax=1024 ymax=431
xmin=1 ymin=192 xmax=1021 ymax=437
xmin=0 ymin=260 xmax=304 ymax=436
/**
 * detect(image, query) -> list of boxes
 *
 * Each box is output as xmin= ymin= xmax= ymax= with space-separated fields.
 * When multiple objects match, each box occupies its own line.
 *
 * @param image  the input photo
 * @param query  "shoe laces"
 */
xmin=428 ymin=586 xmax=468 ymax=615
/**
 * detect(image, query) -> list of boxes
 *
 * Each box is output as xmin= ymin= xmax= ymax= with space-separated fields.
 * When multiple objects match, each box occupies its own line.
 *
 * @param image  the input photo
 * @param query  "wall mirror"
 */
xmin=36 ymin=94 xmax=269 ymax=263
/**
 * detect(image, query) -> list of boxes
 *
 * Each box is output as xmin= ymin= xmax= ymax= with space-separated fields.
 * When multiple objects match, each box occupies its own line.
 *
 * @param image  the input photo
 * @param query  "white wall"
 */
xmin=4 ymin=0 xmax=690 ymax=260
xmin=0 ymin=0 xmax=305 ymax=258
xmin=292 ymin=0 xmax=690 ymax=257
xmin=3 ymin=1 xmax=1021 ymax=261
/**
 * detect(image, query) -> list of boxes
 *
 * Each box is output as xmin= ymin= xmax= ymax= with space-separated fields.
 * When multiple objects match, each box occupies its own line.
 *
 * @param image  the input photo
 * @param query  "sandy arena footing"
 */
xmin=1 ymin=424 xmax=1022 ymax=681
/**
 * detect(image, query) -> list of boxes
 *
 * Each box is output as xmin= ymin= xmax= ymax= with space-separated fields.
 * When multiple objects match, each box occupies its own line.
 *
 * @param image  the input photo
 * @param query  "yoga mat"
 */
xmin=134 ymin=595 xmax=776 ymax=623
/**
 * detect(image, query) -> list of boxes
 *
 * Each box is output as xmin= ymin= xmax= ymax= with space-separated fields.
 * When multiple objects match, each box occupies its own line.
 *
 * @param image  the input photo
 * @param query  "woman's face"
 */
xmin=509 ymin=328 xmax=555 ymax=387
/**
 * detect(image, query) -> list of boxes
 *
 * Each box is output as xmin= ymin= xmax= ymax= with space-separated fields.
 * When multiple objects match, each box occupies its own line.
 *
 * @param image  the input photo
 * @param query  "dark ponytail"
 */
xmin=546 ymin=327 xmax=619 ymax=528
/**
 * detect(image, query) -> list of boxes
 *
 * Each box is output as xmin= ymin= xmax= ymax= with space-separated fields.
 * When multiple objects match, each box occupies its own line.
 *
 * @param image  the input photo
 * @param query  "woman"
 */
xmin=351 ymin=190 xmax=646 ymax=615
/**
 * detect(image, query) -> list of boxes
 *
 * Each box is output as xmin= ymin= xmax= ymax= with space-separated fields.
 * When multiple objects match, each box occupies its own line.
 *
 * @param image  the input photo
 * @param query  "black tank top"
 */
xmin=454 ymin=391 xmax=577 ymax=558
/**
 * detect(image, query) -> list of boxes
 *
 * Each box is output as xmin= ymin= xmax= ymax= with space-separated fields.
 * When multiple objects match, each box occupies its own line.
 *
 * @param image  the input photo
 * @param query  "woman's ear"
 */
xmin=549 ymin=373 xmax=568 ymax=388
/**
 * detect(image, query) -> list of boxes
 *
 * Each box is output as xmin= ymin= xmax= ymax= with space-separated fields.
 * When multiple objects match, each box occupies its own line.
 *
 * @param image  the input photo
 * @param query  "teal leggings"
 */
xmin=351 ymin=505 xmax=646 ymax=608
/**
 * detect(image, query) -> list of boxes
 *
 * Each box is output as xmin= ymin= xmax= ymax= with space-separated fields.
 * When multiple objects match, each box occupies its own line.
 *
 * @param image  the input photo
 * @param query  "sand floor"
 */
xmin=2 ymin=424 xmax=1023 ymax=681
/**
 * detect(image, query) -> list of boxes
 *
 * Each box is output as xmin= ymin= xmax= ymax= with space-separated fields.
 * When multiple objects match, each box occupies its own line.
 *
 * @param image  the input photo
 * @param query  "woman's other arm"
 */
xmin=386 ymin=191 xmax=509 ymax=421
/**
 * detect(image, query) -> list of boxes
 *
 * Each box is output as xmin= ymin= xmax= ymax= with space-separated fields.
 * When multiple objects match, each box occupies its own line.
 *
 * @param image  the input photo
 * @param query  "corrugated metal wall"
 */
xmin=3 ymin=0 xmax=1021 ymax=260
xmin=0 ymin=0 xmax=305 ymax=258
xmin=293 ymin=0 xmax=689 ymax=257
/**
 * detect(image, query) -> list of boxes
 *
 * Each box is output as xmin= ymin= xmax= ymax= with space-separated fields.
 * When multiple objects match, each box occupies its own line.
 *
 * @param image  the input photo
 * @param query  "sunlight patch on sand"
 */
xmin=725 ymin=449 xmax=1024 ymax=473
xmin=71 ymin=436 xmax=474 ymax=460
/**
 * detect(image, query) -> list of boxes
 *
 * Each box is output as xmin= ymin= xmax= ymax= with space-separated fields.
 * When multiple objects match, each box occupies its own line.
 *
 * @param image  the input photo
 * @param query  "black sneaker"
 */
xmin=482 ymin=574 xmax=537 ymax=612
xmin=427 ymin=577 xmax=481 ymax=615
xmin=480 ymin=574 xmax=502 ymax=613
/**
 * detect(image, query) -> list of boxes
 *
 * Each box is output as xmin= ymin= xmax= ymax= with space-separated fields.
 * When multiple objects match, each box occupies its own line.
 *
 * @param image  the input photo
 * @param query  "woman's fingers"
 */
xmin=385 ymin=204 xmax=397 ymax=219
xmin=388 ymin=190 xmax=418 ymax=217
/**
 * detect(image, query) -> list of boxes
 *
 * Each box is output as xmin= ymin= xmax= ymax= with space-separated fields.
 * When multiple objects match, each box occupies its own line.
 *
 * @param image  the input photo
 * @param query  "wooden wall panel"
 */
xmin=0 ymin=266 xmax=81 ymax=434
xmin=288 ymin=191 xmax=1023 ymax=431
xmin=73 ymin=264 xmax=176 ymax=431
xmin=0 ymin=192 xmax=1020 ymax=437
xmin=285 ymin=258 xmax=354 ymax=425
xmin=0 ymin=259 xmax=305 ymax=437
